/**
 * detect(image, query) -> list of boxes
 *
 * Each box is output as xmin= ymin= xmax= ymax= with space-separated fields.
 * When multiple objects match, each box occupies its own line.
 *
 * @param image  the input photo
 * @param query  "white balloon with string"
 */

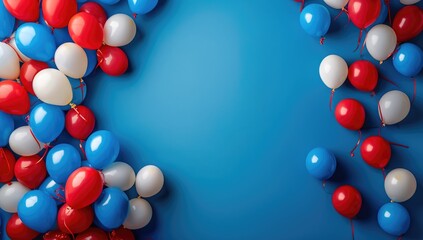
xmin=0 ymin=42 xmax=20 ymax=79
xmin=123 ymin=198 xmax=153 ymax=229
xmin=33 ymin=68 xmax=73 ymax=106
xmin=319 ymin=55 xmax=348 ymax=109
xmin=9 ymin=126 xmax=44 ymax=156
xmin=0 ymin=181 xmax=30 ymax=213
xmin=378 ymin=90 xmax=410 ymax=125
xmin=54 ymin=43 xmax=88 ymax=79
xmin=385 ymin=168 xmax=417 ymax=202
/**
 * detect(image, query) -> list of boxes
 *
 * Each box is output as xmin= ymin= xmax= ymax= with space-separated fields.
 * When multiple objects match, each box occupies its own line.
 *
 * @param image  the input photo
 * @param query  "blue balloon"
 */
xmin=84 ymin=49 xmax=98 ymax=77
xmin=0 ymin=111 xmax=14 ymax=147
xmin=94 ymin=187 xmax=129 ymax=230
xmin=15 ymin=23 xmax=56 ymax=62
xmin=378 ymin=202 xmax=410 ymax=237
xmin=17 ymin=190 xmax=58 ymax=233
xmin=305 ymin=147 xmax=336 ymax=180
xmin=86 ymin=130 xmax=120 ymax=169
xmin=129 ymin=0 xmax=159 ymax=15
xmin=299 ymin=4 xmax=331 ymax=38
xmin=39 ymin=177 xmax=65 ymax=206
xmin=46 ymin=144 xmax=82 ymax=184
xmin=96 ymin=0 xmax=121 ymax=5
xmin=60 ymin=78 xmax=88 ymax=111
xmin=0 ymin=1 xmax=15 ymax=41
xmin=29 ymin=103 xmax=65 ymax=143
xmin=393 ymin=43 xmax=423 ymax=77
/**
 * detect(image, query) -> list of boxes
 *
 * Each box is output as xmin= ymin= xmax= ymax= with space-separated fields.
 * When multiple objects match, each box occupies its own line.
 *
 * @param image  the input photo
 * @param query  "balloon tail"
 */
xmin=381 ymin=168 xmax=387 ymax=180
xmin=350 ymin=130 xmax=362 ymax=157
xmin=380 ymin=74 xmax=399 ymax=88
xmin=133 ymin=13 xmax=138 ymax=19
xmin=411 ymin=77 xmax=416 ymax=104
xmin=0 ymin=148 xmax=11 ymax=181
xmin=320 ymin=37 xmax=325 ymax=45
xmin=79 ymin=140 xmax=87 ymax=160
xmin=293 ymin=0 xmax=305 ymax=12
xmin=74 ymin=79 xmax=86 ymax=100
xmin=378 ymin=102 xmax=386 ymax=127
xmin=329 ymin=89 xmax=335 ymax=111
xmin=389 ymin=141 xmax=409 ymax=149
xmin=354 ymin=29 xmax=363 ymax=52
xmin=334 ymin=8 xmax=350 ymax=25
xmin=63 ymin=218 xmax=75 ymax=240
xmin=2 ymin=36 xmax=11 ymax=44
xmin=350 ymin=219 xmax=355 ymax=240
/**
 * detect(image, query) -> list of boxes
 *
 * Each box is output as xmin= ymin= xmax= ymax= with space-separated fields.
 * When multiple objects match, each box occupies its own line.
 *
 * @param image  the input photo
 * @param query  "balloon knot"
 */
xmin=320 ymin=37 xmax=325 ymax=45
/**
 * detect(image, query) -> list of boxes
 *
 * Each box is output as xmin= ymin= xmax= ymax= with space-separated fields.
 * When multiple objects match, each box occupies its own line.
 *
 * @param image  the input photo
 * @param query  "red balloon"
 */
xmin=57 ymin=203 xmax=94 ymax=234
xmin=65 ymin=167 xmax=104 ymax=209
xmin=79 ymin=2 xmax=108 ymax=27
xmin=332 ymin=185 xmax=362 ymax=219
xmin=98 ymin=45 xmax=129 ymax=76
xmin=42 ymin=0 xmax=78 ymax=28
xmin=68 ymin=12 xmax=104 ymax=50
xmin=76 ymin=227 xmax=108 ymax=240
xmin=20 ymin=60 xmax=49 ymax=96
xmin=0 ymin=80 xmax=31 ymax=115
xmin=348 ymin=0 xmax=381 ymax=29
xmin=3 ymin=0 xmax=39 ymax=22
xmin=14 ymin=155 xmax=47 ymax=189
xmin=348 ymin=60 xmax=378 ymax=92
xmin=110 ymin=227 xmax=135 ymax=240
xmin=6 ymin=213 xmax=40 ymax=240
xmin=65 ymin=105 xmax=96 ymax=140
xmin=335 ymin=99 xmax=365 ymax=131
xmin=393 ymin=6 xmax=423 ymax=43
xmin=43 ymin=230 xmax=72 ymax=240
xmin=0 ymin=148 xmax=16 ymax=183
xmin=360 ymin=136 xmax=391 ymax=169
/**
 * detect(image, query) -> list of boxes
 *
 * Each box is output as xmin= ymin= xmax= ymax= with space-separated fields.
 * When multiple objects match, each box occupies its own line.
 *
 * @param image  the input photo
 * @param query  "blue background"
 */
xmin=2 ymin=0 xmax=423 ymax=239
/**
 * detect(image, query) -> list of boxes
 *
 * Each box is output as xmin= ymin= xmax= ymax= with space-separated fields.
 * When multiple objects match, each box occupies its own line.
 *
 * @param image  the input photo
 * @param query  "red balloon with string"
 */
xmin=6 ymin=214 xmax=40 ymax=240
xmin=76 ymin=227 xmax=108 ymax=240
xmin=393 ymin=6 xmax=423 ymax=43
xmin=3 ymin=0 xmax=39 ymax=22
xmin=42 ymin=0 xmax=78 ymax=28
xmin=79 ymin=2 xmax=108 ymax=27
xmin=65 ymin=105 xmax=96 ymax=140
xmin=332 ymin=185 xmax=362 ymax=218
xmin=335 ymin=99 xmax=365 ymax=131
xmin=68 ymin=12 xmax=104 ymax=50
xmin=97 ymin=45 xmax=129 ymax=76
xmin=20 ymin=60 xmax=49 ymax=96
xmin=43 ymin=230 xmax=72 ymax=240
xmin=0 ymin=148 xmax=16 ymax=183
xmin=110 ymin=227 xmax=136 ymax=240
xmin=14 ymin=155 xmax=47 ymax=189
xmin=0 ymin=80 xmax=31 ymax=115
xmin=348 ymin=60 xmax=378 ymax=92
xmin=57 ymin=203 xmax=94 ymax=234
xmin=360 ymin=136 xmax=391 ymax=169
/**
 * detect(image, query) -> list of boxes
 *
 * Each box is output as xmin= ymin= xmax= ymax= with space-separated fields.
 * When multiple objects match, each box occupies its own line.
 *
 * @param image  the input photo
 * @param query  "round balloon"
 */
xmin=128 ymin=0 xmax=158 ymax=15
xmin=6 ymin=213 xmax=40 ymax=240
xmin=9 ymin=126 xmax=44 ymax=156
xmin=378 ymin=90 xmax=410 ymax=125
xmin=39 ymin=177 xmax=65 ymax=206
xmin=102 ymin=162 xmax=136 ymax=191
xmin=348 ymin=60 xmax=378 ymax=92
xmin=0 ymin=111 xmax=14 ymax=147
xmin=378 ymin=202 xmax=410 ymax=236
xmin=57 ymin=203 xmax=94 ymax=234
xmin=0 ymin=42 xmax=20 ymax=79
xmin=80 ymin=2 xmax=108 ymax=27
xmin=29 ymin=103 xmax=65 ymax=143
xmin=42 ymin=0 xmax=78 ymax=28
xmin=319 ymin=55 xmax=348 ymax=90
xmin=65 ymin=105 xmax=96 ymax=140
xmin=104 ymin=14 xmax=136 ymax=47
xmin=348 ymin=0 xmax=381 ymax=29
xmin=33 ymin=68 xmax=73 ymax=106
xmin=0 ymin=148 xmax=15 ymax=183
xmin=65 ymin=167 xmax=104 ymax=209
xmin=98 ymin=45 xmax=129 ymax=76
xmin=0 ymin=80 xmax=31 ymax=115
xmin=385 ymin=168 xmax=417 ymax=202
xmin=3 ymin=0 xmax=39 ymax=22
xmin=299 ymin=4 xmax=331 ymax=39
xmin=55 ymin=43 xmax=88 ymax=79
xmin=0 ymin=181 xmax=30 ymax=213
xmin=393 ymin=43 xmax=423 ymax=77
xmin=94 ymin=187 xmax=129 ymax=230
xmin=360 ymin=136 xmax=391 ymax=169
xmin=14 ymin=155 xmax=47 ymax=189
xmin=123 ymin=198 xmax=153 ymax=229
xmin=305 ymin=147 xmax=336 ymax=180
xmin=68 ymin=12 xmax=103 ymax=50
xmin=46 ymin=144 xmax=82 ymax=184
xmin=335 ymin=99 xmax=365 ymax=131
xmin=332 ymin=185 xmax=362 ymax=218
xmin=15 ymin=23 xmax=56 ymax=62
xmin=85 ymin=130 xmax=120 ymax=169
xmin=365 ymin=24 xmax=397 ymax=63
xmin=136 ymin=165 xmax=164 ymax=198
xmin=393 ymin=6 xmax=423 ymax=43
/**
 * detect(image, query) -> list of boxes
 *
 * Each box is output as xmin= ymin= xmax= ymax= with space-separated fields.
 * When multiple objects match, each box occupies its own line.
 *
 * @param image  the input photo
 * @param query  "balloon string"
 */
xmin=293 ymin=0 xmax=305 ymax=12
xmin=79 ymin=140 xmax=87 ymax=160
xmin=354 ymin=29 xmax=363 ymax=52
xmin=350 ymin=219 xmax=355 ymax=240
xmin=378 ymin=102 xmax=386 ymax=127
xmin=320 ymin=37 xmax=325 ymax=45
xmin=37 ymin=144 xmax=51 ymax=165
xmin=133 ymin=13 xmax=138 ymax=19
xmin=334 ymin=8 xmax=350 ymax=23
xmin=381 ymin=168 xmax=387 ymax=180
xmin=384 ymin=0 xmax=392 ymax=25
xmin=63 ymin=218 xmax=75 ymax=240
xmin=29 ymin=128 xmax=42 ymax=149
xmin=0 ymin=148 xmax=11 ymax=181
xmin=329 ymin=89 xmax=335 ymax=111
xmin=389 ymin=141 xmax=409 ymax=149
xmin=71 ymin=106 xmax=88 ymax=123
xmin=411 ymin=77 xmax=416 ymax=104
xmin=350 ymin=130 xmax=362 ymax=157
xmin=74 ymin=79 xmax=86 ymax=100
xmin=96 ymin=49 xmax=104 ymax=69
xmin=54 ymin=186 xmax=66 ymax=203
xmin=380 ymin=74 xmax=399 ymax=88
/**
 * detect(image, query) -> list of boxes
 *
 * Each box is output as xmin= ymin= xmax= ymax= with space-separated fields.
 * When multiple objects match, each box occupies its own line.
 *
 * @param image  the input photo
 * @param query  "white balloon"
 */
xmin=9 ymin=35 xmax=31 ymax=62
xmin=54 ymin=43 xmax=88 ymax=79
xmin=319 ymin=55 xmax=348 ymax=89
xmin=102 ymin=162 xmax=136 ymax=191
xmin=104 ymin=14 xmax=137 ymax=47
xmin=0 ymin=181 xmax=30 ymax=213
xmin=123 ymin=198 xmax=153 ymax=230
xmin=0 ymin=42 xmax=20 ymax=79
xmin=385 ymin=168 xmax=417 ymax=202
xmin=365 ymin=24 xmax=397 ymax=62
xmin=33 ymin=68 xmax=73 ymax=106
xmin=400 ymin=0 xmax=420 ymax=5
xmin=378 ymin=90 xmax=410 ymax=125
xmin=136 ymin=165 xmax=164 ymax=198
xmin=9 ymin=126 xmax=44 ymax=156
xmin=324 ymin=0 xmax=349 ymax=9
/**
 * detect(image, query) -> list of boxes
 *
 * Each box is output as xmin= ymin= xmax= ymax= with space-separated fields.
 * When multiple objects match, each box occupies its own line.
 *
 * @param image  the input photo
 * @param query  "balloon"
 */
xmin=378 ymin=202 xmax=410 ymax=236
xmin=0 ymin=148 xmax=15 ymax=183
xmin=400 ymin=0 xmax=421 ymax=5
xmin=335 ymin=99 xmax=365 ymax=131
xmin=299 ymin=4 xmax=330 ymax=39
xmin=20 ymin=60 xmax=49 ymax=96
xmin=323 ymin=0 xmax=348 ymax=9
xmin=18 ymin=190 xmax=58 ymax=233
xmin=103 ymin=162 xmax=136 ymax=191
xmin=3 ymin=0 xmax=39 ymax=22
xmin=6 ymin=213 xmax=40 ymax=240
xmin=0 ymin=111 xmax=14 ymax=146
xmin=365 ymin=24 xmax=397 ymax=63
xmin=110 ymin=226 xmax=135 ymax=240
xmin=46 ymin=144 xmax=82 ymax=184
xmin=0 ymin=181 xmax=30 ymax=213
xmin=65 ymin=105 xmax=96 ymax=140
xmin=123 ymin=198 xmax=152 ymax=230
xmin=384 ymin=168 xmax=417 ymax=202
xmin=93 ymin=187 xmax=129 ymax=230
xmin=14 ymin=155 xmax=47 ymax=189
xmin=348 ymin=60 xmax=378 ymax=92
xmin=360 ymin=136 xmax=391 ymax=169
xmin=136 ymin=165 xmax=164 ymax=197
xmin=33 ymin=68 xmax=73 ymax=106
xmin=39 ymin=177 xmax=65 ymax=206
xmin=97 ymin=45 xmax=129 ymax=76
xmin=85 ymin=130 xmax=120 ymax=169
xmin=128 ymin=0 xmax=159 ymax=15
xmin=65 ymin=167 xmax=104 ymax=209
xmin=55 ymin=43 xmax=88 ymax=79
xmin=80 ymin=2 xmax=107 ymax=27
xmin=57 ymin=204 xmax=94 ymax=234
xmin=42 ymin=0 xmax=78 ymax=29
xmin=84 ymin=49 xmax=98 ymax=77
xmin=44 ymin=230 xmax=72 ymax=240
xmin=68 ymin=12 xmax=103 ymax=50
xmin=319 ymin=55 xmax=348 ymax=90
xmin=0 ymin=42 xmax=20 ymax=79
xmin=29 ymin=103 xmax=65 ymax=143
xmin=15 ymin=23 xmax=56 ymax=62
xmin=76 ymin=227 xmax=108 ymax=240
xmin=332 ymin=185 xmax=362 ymax=218
xmin=305 ymin=147 xmax=336 ymax=180
xmin=348 ymin=0 xmax=381 ymax=29
xmin=8 ymin=35 xmax=31 ymax=62
xmin=0 ymin=0 xmax=15 ymax=41
xmin=9 ymin=126 xmax=44 ymax=156
xmin=392 ymin=6 xmax=423 ymax=42
xmin=393 ymin=43 xmax=423 ymax=77
xmin=0 ymin=80 xmax=30 ymax=115
xmin=378 ymin=90 xmax=410 ymax=125
xmin=97 ymin=0 xmax=121 ymax=4
xmin=104 ymin=14 xmax=136 ymax=47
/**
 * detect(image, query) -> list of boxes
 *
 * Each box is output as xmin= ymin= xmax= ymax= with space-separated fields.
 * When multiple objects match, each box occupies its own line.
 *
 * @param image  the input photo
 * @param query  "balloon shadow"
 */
xmin=331 ymin=155 xmax=350 ymax=183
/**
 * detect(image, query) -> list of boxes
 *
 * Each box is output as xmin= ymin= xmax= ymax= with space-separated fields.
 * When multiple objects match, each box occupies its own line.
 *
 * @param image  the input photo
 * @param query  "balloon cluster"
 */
xmin=301 ymin=0 xmax=422 ymax=238
xmin=0 ymin=0 xmax=164 ymax=239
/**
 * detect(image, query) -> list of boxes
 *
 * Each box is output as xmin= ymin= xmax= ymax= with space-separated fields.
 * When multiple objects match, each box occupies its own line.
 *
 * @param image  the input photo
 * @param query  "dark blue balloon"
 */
xmin=0 ymin=1 xmax=15 ymax=41
xmin=46 ymin=144 xmax=82 ymax=184
xmin=15 ymin=23 xmax=56 ymax=62
xmin=86 ymin=130 xmax=120 ymax=169
xmin=39 ymin=177 xmax=65 ymax=206
xmin=393 ymin=43 xmax=423 ymax=77
xmin=29 ymin=103 xmax=65 ymax=143
xmin=97 ymin=0 xmax=121 ymax=5
xmin=129 ymin=0 xmax=158 ymax=14
xmin=305 ymin=147 xmax=336 ymax=180
xmin=94 ymin=187 xmax=129 ymax=230
xmin=300 ymin=4 xmax=331 ymax=38
xmin=60 ymin=78 xmax=87 ymax=111
xmin=378 ymin=202 xmax=410 ymax=237
xmin=84 ymin=49 xmax=97 ymax=77
xmin=17 ymin=190 xmax=58 ymax=233
xmin=0 ymin=111 xmax=14 ymax=147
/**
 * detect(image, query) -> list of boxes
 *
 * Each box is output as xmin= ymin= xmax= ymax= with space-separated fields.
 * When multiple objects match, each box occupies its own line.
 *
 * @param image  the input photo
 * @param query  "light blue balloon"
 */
xmin=15 ymin=23 xmax=56 ymax=62
xmin=96 ymin=0 xmax=121 ymax=5
xmin=299 ymin=4 xmax=330 ymax=38
xmin=46 ymin=144 xmax=82 ymax=184
xmin=39 ymin=177 xmax=65 ymax=206
xmin=29 ymin=103 xmax=65 ymax=143
xmin=17 ymin=190 xmax=58 ymax=233
xmin=60 ymin=78 xmax=88 ymax=111
xmin=84 ymin=49 xmax=97 ymax=77
xmin=393 ymin=43 xmax=423 ymax=77
xmin=0 ymin=111 xmax=14 ymax=147
xmin=129 ymin=0 xmax=159 ymax=15
xmin=378 ymin=202 xmax=410 ymax=237
xmin=94 ymin=187 xmax=129 ymax=230
xmin=0 ymin=1 xmax=15 ymax=41
xmin=86 ymin=130 xmax=120 ymax=170
xmin=305 ymin=147 xmax=336 ymax=180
